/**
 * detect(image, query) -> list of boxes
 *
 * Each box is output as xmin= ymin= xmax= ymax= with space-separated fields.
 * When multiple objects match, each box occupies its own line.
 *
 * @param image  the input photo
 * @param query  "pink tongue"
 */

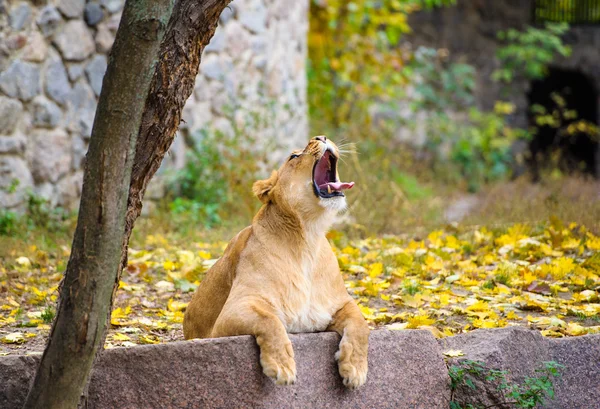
xmin=319 ymin=181 xmax=355 ymax=191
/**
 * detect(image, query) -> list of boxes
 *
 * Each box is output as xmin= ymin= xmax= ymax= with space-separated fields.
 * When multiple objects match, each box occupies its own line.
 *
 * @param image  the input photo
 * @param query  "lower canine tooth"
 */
xmin=327 ymin=185 xmax=331 ymax=194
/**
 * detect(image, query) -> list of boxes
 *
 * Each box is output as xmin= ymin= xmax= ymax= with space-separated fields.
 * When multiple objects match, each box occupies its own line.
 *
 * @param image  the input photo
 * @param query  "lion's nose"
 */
xmin=314 ymin=136 xmax=327 ymax=143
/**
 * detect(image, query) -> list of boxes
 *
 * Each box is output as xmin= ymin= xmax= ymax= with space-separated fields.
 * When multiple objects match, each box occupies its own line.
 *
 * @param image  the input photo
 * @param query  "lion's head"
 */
xmin=252 ymin=136 xmax=354 ymax=219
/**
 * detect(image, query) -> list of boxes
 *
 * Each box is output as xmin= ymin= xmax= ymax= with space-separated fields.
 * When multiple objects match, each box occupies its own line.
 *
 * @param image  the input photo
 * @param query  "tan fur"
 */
xmin=183 ymin=137 xmax=369 ymax=388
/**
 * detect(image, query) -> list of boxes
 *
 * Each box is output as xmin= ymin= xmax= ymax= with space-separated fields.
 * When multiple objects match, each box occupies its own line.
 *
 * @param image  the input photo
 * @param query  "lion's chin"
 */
xmin=318 ymin=195 xmax=347 ymax=213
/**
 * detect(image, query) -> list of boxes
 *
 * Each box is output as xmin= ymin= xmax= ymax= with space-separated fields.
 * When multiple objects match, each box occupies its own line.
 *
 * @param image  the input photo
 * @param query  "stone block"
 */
xmin=100 ymin=0 xmax=123 ymax=14
xmin=45 ymin=58 xmax=72 ymax=106
xmin=21 ymin=31 xmax=48 ymax=62
xmin=65 ymin=80 xmax=97 ymax=138
xmin=95 ymin=23 xmax=115 ymax=53
xmin=29 ymin=128 xmax=71 ymax=183
xmin=84 ymin=3 xmax=104 ymax=26
xmin=0 ymin=330 xmax=450 ymax=409
xmin=0 ymin=60 xmax=41 ymax=101
xmin=0 ymin=96 xmax=23 ymax=134
xmin=441 ymin=327 xmax=600 ymax=409
xmin=9 ymin=2 xmax=32 ymax=30
xmin=0 ymin=134 xmax=26 ymax=155
xmin=67 ymin=63 xmax=85 ymax=81
xmin=53 ymin=20 xmax=95 ymax=61
xmin=57 ymin=0 xmax=85 ymax=19
xmin=85 ymin=55 xmax=107 ymax=96
xmin=0 ymin=156 xmax=34 ymax=208
xmin=36 ymin=6 xmax=63 ymax=37
xmin=549 ymin=335 xmax=600 ymax=409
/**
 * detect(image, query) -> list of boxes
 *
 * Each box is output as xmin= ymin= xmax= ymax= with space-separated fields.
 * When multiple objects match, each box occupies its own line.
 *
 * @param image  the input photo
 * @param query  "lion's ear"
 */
xmin=252 ymin=171 xmax=278 ymax=204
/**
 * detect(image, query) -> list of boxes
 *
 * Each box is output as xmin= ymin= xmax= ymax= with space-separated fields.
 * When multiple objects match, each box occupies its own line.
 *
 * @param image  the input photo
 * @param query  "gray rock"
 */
xmin=2 ymin=33 xmax=28 ymax=53
xmin=250 ymin=35 xmax=267 ymax=55
xmin=253 ymin=55 xmax=267 ymax=71
xmin=32 ymin=95 xmax=63 ymax=128
xmin=224 ymin=20 xmax=250 ymax=57
xmin=0 ymin=355 xmax=38 ymax=408
xmin=181 ymin=99 xmax=212 ymax=136
xmin=57 ymin=0 xmax=85 ymax=19
xmin=95 ymin=23 xmax=115 ymax=53
xmin=34 ymin=182 xmax=57 ymax=206
xmin=0 ymin=60 xmax=41 ymax=101
xmin=36 ymin=6 xmax=62 ymax=37
xmin=100 ymin=0 xmax=123 ymax=13
xmin=239 ymin=4 xmax=267 ymax=34
xmin=193 ymin=75 xmax=210 ymax=101
xmin=56 ymin=171 xmax=83 ymax=208
xmin=441 ymin=327 xmax=551 ymax=409
xmin=45 ymin=58 xmax=71 ymax=106
xmin=85 ymin=55 xmax=107 ymax=96
xmin=67 ymin=63 xmax=85 ymax=81
xmin=53 ymin=20 xmax=95 ymax=61
xmin=84 ymin=3 xmax=104 ymax=26
xmin=219 ymin=4 xmax=236 ymax=24
xmin=0 ymin=97 xmax=23 ymax=134
xmin=9 ymin=3 xmax=31 ymax=30
xmin=72 ymin=134 xmax=87 ymax=169
xmin=200 ymin=54 xmax=223 ymax=80
xmin=0 ymin=133 xmax=26 ymax=155
xmin=21 ymin=31 xmax=48 ymax=62
xmin=65 ymin=81 xmax=97 ymax=138
xmin=549 ymin=335 xmax=600 ymax=409
xmin=0 ymin=156 xmax=34 ymax=208
xmin=106 ymin=11 xmax=121 ymax=32
xmin=204 ymin=27 xmax=225 ymax=53
xmin=0 ymin=330 xmax=450 ymax=409
xmin=29 ymin=128 xmax=71 ymax=183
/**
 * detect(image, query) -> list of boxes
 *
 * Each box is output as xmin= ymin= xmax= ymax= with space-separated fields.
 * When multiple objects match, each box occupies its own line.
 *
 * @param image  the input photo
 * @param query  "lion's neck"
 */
xmin=253 ymin=202 xmax=331 ymax=248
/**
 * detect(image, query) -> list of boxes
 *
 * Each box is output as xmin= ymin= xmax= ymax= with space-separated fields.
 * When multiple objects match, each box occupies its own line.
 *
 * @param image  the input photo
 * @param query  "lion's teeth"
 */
xmin=327 ymin=185 xmax=331 ymax=194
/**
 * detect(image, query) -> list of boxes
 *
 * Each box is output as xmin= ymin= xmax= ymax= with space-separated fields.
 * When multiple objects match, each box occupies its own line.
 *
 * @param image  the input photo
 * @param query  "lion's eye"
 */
xmin=289 ymin=154 xmax=300 ymax=161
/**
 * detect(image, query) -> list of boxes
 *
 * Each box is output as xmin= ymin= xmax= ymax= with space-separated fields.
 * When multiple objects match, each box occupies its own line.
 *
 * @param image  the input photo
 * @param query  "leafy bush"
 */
xmin=308 ymin=0 xmax=456 ymax=128
xmin=493 ymin=22 xmax=571 ymax=84
xmin=166 ymin=123 xmax=275 ymax=230
xmin=400 ymin=48 xmax=529 ymax=191
xmin=0 ymin=192 xmax=72 ymax=237
xmin=449 ymin=360 xmax=564 ymax=409
xmin=0 ymin=210 xmax=18 ymax=236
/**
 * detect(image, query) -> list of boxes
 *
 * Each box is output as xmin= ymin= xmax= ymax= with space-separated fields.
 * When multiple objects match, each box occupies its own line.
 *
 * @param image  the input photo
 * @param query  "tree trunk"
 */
xmin=22 ymin=1 xmax=175 ymax=408
xmin=119 ymin=0 xmax=232 ymax=271
xmin=23 ymin=0 xmax=232 ymax=407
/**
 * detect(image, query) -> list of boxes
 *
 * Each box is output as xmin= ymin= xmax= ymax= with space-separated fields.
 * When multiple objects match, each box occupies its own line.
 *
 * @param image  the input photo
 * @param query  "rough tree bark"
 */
xmin=22 ymin=1 xmax=175 ymax=408
xmin=120 ymin=0 xmax=232 ymax=269
xmin=23 ymin=0 xmax=232 ymax=408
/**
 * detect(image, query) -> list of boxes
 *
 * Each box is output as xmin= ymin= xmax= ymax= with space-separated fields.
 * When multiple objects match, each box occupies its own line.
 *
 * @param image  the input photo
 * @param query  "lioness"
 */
xmin=183 ymin=136 xmax=369 ymax=389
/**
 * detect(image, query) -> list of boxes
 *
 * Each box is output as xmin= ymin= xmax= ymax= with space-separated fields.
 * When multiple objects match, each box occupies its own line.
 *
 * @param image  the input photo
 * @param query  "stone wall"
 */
xmin=0 ymin=0 xmax=309 ymax=210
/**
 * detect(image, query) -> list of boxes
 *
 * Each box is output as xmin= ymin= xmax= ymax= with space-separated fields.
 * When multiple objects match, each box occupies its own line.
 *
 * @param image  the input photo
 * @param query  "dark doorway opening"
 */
xmin=527 ymin=68 xmax=599 ymax=179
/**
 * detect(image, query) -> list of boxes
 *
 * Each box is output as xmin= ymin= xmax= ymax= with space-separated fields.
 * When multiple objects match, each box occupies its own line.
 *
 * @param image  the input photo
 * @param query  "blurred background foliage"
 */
xmin=1 ymin=0 xmax=599 ymax=248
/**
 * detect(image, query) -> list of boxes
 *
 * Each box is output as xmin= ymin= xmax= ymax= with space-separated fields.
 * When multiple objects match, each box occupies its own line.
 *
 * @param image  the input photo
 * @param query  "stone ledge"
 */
xmin=1 ymin=330 xmax=449 ymax=409
xmin=441 ymin=327 xmax=600 ymax=409
xmin=1 ymin=328 xmax=598 ymax=409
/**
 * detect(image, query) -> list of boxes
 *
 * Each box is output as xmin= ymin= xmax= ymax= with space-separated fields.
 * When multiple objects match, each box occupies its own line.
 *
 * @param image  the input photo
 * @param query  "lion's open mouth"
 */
xmin=312 ymin=150 xmax=354 ymax=199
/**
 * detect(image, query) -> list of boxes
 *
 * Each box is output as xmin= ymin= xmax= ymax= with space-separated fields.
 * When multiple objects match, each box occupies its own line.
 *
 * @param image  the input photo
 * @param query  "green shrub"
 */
xmin=0 ymin=210 xmax=18 ymax=236
xmin=449 ymin=360 xmax=564 ymax=409
xmin=493 ymin=23 xmax=571 ymax=83
xmin=166 ymin=119 xmax=277 ymax=230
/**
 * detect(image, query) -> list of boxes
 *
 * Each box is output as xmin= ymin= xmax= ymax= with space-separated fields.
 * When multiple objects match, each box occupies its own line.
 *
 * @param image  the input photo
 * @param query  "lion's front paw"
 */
xmin=260 ymin=341 xmax=297 ymax=385
xmin=335 ymin=340 xmax=368 ymax=389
